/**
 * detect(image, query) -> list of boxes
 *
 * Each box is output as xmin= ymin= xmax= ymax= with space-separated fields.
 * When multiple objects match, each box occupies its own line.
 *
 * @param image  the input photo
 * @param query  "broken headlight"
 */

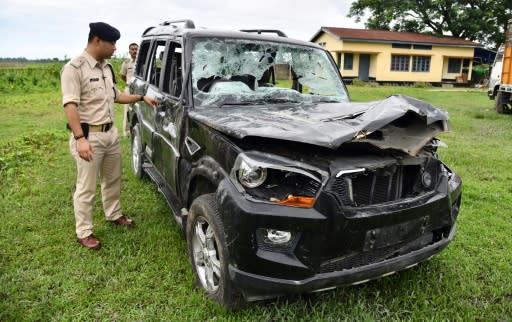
xmin=238 ymin=159 xmax=267 ymax=188
xmin=231 ymin=153 xmax=327 ymax=208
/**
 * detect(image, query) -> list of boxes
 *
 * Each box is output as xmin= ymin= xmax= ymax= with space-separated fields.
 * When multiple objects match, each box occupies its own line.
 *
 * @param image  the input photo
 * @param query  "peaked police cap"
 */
xmin=89 ymin=22 xmax=120 ymax=41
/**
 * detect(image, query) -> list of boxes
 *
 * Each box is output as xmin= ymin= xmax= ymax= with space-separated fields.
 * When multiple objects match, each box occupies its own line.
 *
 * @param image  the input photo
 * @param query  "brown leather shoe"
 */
xmin=77 ymin=235 xmax=101 ymax=250
xmin=111 ymin=215 xmax=135 ymax=227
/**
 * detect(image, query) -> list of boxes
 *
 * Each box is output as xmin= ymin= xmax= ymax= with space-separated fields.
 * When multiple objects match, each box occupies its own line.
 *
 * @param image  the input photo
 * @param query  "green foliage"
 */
xmin=110 ymin=57 xmax=128 ymax=89
xmin=351 ymin=78 xmax=366 ymax=86
xmin=0 ymin=130 xmax=67 ymax=177
xmin=347 ymin=0 xmax=512 ymax=49
xmin=0 ymin=59 xmax=128 ymax=94
xmin=0 ymin=63 xmax=63 ymax=93
xmin=350 ymin=79 xmax=380 ymax=87
xmin=412 ymin=81 xmax=432 ymax=88
xmin=473 ymin=64 xmax=491 ymax=79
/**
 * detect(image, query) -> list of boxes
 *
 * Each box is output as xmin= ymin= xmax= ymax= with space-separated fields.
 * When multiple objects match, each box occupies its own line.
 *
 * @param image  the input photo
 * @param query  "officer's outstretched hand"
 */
xmin=143 ymin=96 xmax=158 ymax=108
xmin=77 ymin=138 xmax=94 ymax=161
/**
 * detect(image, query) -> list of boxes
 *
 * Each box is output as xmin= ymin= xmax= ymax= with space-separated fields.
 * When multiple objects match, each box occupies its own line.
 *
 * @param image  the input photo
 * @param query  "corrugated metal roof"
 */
xmin=313 ymin=27 xmax=480 ymax=47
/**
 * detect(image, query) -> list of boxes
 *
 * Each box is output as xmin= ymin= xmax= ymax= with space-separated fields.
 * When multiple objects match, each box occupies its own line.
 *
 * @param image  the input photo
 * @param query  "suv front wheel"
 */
xmin=186 ymin=194 xmax=238 ymax=308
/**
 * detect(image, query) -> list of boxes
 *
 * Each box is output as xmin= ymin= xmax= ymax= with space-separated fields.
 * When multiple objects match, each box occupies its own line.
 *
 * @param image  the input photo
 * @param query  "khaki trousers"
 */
xmin=69 ymin=127 xmax=123 ymax=239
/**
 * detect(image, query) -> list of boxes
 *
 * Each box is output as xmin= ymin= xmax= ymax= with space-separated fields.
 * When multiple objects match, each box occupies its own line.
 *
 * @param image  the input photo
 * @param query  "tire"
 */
xmin=496 ymin=91 xmax=512 ymax=114
xmin=131 ymin=123 xmax=145 ymax=178
xmin=186 ymin=194 xmax=239 ymax=308
xmin=505 ymin=92 xmax=512 ymax=114
xmin=496 ymin=91 xmax=504 ymax=113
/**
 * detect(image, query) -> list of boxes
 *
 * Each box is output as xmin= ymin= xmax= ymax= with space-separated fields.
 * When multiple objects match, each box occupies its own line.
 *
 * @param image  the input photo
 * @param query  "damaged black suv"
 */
xmin=127 ymin=19 xmax=462 ymax=307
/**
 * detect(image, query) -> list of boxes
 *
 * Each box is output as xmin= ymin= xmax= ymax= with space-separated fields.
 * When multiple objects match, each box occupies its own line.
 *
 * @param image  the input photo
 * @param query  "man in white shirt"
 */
xmin=120 ymin=43 xmax=138 ymax=137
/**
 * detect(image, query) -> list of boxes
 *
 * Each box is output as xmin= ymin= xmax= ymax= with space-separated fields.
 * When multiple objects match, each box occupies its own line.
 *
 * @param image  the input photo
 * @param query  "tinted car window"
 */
xmin=162 ymin=43 xmax=183 ymax=97
xmin=135 ymin=41 xmax=151 ymax=78
xmin=147 ymin=41 xmax=167 ymax=88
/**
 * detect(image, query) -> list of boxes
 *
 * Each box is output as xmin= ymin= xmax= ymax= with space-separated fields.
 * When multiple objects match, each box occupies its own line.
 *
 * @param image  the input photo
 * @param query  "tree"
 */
xmin=347 ymin=0 xmax=512 ymax=49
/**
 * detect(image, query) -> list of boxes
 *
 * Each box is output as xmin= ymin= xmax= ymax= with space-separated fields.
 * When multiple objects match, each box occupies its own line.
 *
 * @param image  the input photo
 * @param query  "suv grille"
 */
xmin=330 ymin=161 xmax=439 ymax=207
xmin=318 ymin=233 xmax=434 ymax=273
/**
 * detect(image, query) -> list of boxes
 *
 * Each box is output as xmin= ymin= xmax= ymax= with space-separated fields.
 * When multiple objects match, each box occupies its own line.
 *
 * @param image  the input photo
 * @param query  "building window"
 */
xmin=318 ymin=42 xmax=327 ymax=48
xmin=391 ymin=55 xmax=410 ymax=71
xmin=448 ymin=58 xmax=462 ymax=73
xmin=412 ymin=56 xmax=431 ymax=72
xmin=344 ymin=53 xmax=353 ymax=70
xmin=336 ymin=52 xmax=342 ymax=68
xmin=392 ymin=43 xmax=412 ymax=49
xmin=413 ymin=44 xmax=432 ymax=50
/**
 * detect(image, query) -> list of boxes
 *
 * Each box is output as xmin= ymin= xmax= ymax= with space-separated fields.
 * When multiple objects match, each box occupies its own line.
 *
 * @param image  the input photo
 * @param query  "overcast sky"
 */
xmin=0 ymin=0 xmax=365 ymax=59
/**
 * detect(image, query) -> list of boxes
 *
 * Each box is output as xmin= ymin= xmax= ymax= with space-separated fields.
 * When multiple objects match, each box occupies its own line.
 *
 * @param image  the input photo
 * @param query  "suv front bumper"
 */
xmin=216 ymin=170 xmax=461 ymax=301
xmin=229 ymin=224 xmax=455 ymax=301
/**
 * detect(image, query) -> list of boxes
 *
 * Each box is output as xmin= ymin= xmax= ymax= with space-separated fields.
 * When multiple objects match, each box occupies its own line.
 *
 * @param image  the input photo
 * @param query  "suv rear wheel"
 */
xmin=187 ymin=194 xmax=238 ymax=308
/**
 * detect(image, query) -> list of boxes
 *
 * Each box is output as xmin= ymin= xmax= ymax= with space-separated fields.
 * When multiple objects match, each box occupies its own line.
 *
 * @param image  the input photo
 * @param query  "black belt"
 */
xmin=89 ymin=123 xmax=113 ymax=132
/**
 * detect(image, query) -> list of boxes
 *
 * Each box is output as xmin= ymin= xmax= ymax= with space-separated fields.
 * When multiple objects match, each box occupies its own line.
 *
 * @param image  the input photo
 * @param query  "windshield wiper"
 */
xmin=218 ymin=101 xmax=263 ymax=108
xmin=261 ymin=98 xmax=301 ymax=104
xmin=315 ymin=98 xmax=342 ymax=103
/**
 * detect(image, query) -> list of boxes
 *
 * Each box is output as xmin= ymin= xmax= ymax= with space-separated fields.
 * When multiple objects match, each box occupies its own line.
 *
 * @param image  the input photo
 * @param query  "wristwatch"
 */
xmin=139 ymin=95 xmax=145 ymax=101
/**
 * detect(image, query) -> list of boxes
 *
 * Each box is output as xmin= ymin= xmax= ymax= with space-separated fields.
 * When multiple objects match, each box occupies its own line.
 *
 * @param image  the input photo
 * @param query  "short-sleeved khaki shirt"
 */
xmin=120 ymin=58 xmax=136 ymax=85
xmin=61 ymin=51 xmax=120 ymax=125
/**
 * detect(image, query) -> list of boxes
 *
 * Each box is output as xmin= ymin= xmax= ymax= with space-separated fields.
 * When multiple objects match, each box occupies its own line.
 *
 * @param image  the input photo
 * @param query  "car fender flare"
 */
xmin=185 ymin=156 xmax=229 ymax=206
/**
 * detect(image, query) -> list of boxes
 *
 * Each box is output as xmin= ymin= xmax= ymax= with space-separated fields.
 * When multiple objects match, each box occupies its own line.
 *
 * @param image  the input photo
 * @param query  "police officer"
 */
xmin=120 ymin=43 xmax=138 ymax=137
xmin=121 ymin=43 xmax=138 ymax=84
xmin=61 ymin=22 xmax=157 ymax=250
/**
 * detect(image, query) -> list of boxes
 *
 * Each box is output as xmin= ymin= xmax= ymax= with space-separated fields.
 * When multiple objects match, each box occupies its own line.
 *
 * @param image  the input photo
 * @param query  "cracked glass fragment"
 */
xmin=191 ymin=38 xmax=349 ymax=108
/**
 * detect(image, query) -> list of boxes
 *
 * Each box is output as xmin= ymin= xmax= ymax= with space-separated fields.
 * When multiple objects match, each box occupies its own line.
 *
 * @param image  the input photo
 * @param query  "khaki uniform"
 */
xmin=61 ymin=51 xmax=123 ymax=239
xmin=120 ymin=58 xmax=136 ymax=85
xmin=120 ymin=58 xmax=136 ymax=136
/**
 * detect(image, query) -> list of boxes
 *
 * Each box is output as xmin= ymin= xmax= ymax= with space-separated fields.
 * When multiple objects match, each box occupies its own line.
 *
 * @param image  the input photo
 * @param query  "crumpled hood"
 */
xmin=188 ymin=94 xmax=450 ymax=156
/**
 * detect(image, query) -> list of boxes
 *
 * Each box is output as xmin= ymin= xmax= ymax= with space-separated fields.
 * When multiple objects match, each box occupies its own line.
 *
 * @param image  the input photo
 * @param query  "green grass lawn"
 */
xmin=1 ymin=85 xmax=511 ymax=320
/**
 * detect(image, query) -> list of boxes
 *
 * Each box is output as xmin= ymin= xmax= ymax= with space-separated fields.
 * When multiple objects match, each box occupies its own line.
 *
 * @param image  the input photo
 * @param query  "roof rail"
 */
xmin=160 ymin=19 xmax=195 ymax=29
xmin=143 ymin=19 xmax=195 ymax=36
xmin=240 ymin=29 xmax=287 ymax=37
xmin=142 ymin=26 xmax=155 ymax=36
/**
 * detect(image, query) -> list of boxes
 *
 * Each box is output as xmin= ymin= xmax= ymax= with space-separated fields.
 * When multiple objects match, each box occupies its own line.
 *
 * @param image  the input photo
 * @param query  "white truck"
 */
xmin=488 ymin=19 xmax=512 ymax=113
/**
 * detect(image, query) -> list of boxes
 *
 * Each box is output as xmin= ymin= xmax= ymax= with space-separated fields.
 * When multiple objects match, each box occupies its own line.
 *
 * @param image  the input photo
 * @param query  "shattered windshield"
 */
xmin=191 ymin=38 xmax=349 ymax=108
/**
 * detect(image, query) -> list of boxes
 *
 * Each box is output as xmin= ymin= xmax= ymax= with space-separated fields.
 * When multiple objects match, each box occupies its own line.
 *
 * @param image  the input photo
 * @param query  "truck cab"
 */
xmin=488 ymin=45 xmax=503 ymax=100
xmin=490 ymin=18 xmax=512 ymax=114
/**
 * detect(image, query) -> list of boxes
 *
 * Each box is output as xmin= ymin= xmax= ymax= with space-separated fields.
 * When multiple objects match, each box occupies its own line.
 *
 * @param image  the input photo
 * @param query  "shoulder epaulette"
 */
xmin=69 ymin=56 xmax=86 ymax=68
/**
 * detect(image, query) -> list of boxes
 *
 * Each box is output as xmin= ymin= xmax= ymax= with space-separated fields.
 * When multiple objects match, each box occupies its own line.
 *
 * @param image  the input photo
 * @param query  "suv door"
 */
xmin=141 ymin=40 xmax=167 ymax=173
xmin=133 ymin=39 xmax=167 ymax=160
xmin=153 ymin=42 xmax=184 ymax=195
xmin=132 ymin=40 xmax=152 ymax=149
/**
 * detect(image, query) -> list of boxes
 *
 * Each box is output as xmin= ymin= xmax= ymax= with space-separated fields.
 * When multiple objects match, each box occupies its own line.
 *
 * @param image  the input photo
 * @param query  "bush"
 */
xmin=0 ymin=63 xmax=64 ymax=93
xmin=351 ymin=79 xmax=365 ymax=86
xmin=0 ymin=130 xmax=67 ymax=177
xmin=413 ymin=82 xmax=432 ymax=88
